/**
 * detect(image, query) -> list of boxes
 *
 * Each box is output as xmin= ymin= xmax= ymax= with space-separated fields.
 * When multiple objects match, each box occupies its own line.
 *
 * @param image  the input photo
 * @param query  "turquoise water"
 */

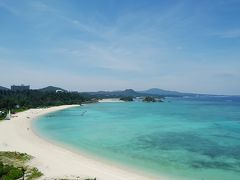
xmin=34 ymin=97 xmax=240 ymax=179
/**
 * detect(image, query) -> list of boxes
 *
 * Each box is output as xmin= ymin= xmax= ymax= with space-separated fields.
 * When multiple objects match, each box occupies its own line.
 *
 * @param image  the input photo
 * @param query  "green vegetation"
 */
xmin=0 ymin=151 xmax=42 ymax=180
xmin=0 ymin=152 xmax=98 ymax=180
xmin=0 ymin=112 xmax=5 ymax=120
xmin=0 ymin=162 xmax=24 ymax=180
xmin=0 ymin=90 xmax=92 ymax=119
xmin=143 ymin=96 xmax=156 ymax=102
xmin=0 ymin=152 xmax=31 ymax=164
xmin=120 ymin=96 xmax=133 ymax=101
xmin=26 ymin=167 xmax=43 ymax=180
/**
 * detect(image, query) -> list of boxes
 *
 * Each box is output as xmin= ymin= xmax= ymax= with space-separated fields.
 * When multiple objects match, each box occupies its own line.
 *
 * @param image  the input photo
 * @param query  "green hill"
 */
xmin=38 ymin=86 xmax=67 ymax=92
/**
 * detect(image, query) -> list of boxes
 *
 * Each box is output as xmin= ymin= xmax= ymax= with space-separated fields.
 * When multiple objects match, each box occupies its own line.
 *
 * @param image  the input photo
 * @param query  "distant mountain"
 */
xmin=87 ymin=88 xmax=200 ymax=98
xmin=86 ymin=89 xmax=141 ymax=97
xmin=139 ymin=88 xmax=197 ymax=97
xmin=38 ymin=86 xmax=67 ymax=92
xmin=0 ymin=86 xmax=9 ymax=91
xmin=86 ymin=89 xmax=164 ymax=98
xmin=120 ymin=89 xmax=140 ymax=96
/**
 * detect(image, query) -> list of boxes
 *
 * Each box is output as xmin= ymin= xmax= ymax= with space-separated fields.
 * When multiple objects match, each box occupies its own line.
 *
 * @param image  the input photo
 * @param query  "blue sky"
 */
xmin=0 ymin=0 xmax=240 ymax=94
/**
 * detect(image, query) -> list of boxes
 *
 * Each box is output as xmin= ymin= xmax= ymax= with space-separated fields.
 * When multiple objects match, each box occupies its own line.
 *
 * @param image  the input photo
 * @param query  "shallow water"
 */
xmin=34 ymin=97 xmax=240 ymax=179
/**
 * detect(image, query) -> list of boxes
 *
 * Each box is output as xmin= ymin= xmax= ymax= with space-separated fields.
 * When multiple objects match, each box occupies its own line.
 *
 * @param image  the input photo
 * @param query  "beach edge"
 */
xmin=0 ymin=105 xmax=172 ymax=180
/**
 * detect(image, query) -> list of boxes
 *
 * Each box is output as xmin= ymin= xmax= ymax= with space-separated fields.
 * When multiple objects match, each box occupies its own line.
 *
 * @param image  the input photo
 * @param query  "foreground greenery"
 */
xmin=0 ymin=151 xmax=43 ymax=180
xmin=0 ymin=152 xmax=98 ymax=180
xmin=0 ymin=90 xmax=92 ymax=119
xmin=0 ymin=162 xmax=24 ymax=180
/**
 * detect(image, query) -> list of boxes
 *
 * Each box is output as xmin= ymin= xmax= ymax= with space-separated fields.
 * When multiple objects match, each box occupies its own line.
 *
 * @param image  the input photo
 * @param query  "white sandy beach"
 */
xmin=0 ymin=105 xmax=173 ymax=180
xmin=98 ymin=98 xmax=124 ymax=103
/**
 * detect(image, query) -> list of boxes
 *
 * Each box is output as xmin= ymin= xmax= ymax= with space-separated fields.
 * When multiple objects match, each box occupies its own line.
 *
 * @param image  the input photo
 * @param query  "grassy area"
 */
xmin=26 ymin=167 xmax=43 ymax=180
xmin=0 ymin=151 xmax=31 ymax=166
xmin=0 ymin=152 xmax=98 ymax=179
xmin=0 ymin=162 xmax=24 ymax=180
xmin=0 ymin=151 xmax=43 ymax=180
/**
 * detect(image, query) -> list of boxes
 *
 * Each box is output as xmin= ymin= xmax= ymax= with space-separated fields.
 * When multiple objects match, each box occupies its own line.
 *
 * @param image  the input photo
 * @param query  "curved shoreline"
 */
xmin=0 ymin=105 xmax=173 ymax=180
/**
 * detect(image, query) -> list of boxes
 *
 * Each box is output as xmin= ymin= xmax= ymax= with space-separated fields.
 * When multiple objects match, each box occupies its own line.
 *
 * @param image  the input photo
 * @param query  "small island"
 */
xmin=143 ymin=96 xmax=156 ymax=102
xmin=143 ymin=96 xmax=164 ymax=102
xmin=120 ymin=96 xmax=133 ymax=101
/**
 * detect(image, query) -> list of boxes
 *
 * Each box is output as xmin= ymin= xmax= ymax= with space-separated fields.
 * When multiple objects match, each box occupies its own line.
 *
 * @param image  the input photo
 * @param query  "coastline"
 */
xmin=0 ymin=105 xmax=172 ymax=180
xmin=98 ymin=98 xmax=124 ymax=103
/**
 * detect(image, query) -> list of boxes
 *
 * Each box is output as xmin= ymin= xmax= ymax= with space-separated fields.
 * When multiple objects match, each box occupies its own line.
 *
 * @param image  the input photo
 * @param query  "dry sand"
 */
xmin=98 ymin=98 xmax=124 ymax=103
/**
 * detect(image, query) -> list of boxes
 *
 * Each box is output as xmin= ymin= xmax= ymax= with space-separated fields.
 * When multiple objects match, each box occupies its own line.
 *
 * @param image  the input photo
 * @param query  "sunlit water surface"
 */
xmin=34 ymin=97 xmax=240 ymax=180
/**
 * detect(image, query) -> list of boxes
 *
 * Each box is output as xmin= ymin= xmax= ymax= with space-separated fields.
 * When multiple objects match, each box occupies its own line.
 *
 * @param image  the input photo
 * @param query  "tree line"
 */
xmin=0 ymin=90 xmax=92 ymax=119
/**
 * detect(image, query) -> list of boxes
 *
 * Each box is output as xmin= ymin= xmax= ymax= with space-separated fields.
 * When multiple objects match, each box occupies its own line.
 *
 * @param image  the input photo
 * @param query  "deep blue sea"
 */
xmin=34 ymin=96 xmax=240 ymax=180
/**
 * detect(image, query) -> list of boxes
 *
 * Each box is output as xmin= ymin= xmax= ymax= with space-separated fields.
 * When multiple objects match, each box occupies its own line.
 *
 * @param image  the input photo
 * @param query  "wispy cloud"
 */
xmin=213 ymin=29 xmax=240 ymax=38
xmin=0 ymin=0 xmax=240 ymax=94
xmin=30 ymin=1 xmax=55 ymax=12
xmin=20 ymin=1 xmax=168 ymax=73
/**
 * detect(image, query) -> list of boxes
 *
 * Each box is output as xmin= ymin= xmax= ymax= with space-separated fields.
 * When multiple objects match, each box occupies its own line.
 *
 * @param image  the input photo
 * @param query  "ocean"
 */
xmin=33 ymin=96 xmax=240 ymax=180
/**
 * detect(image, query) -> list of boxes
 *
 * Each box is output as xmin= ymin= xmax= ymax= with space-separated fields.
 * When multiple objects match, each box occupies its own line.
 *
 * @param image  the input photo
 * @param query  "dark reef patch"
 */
xmin=191 ymin=160 xmax=240 ymax=172
xmin=133 ymin=131 xmax=240 ymax=172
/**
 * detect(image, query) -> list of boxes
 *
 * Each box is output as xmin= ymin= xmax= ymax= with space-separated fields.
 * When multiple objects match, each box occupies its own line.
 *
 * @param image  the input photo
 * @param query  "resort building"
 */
xmin=11 ymin=85 xmax=30 ymax=91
